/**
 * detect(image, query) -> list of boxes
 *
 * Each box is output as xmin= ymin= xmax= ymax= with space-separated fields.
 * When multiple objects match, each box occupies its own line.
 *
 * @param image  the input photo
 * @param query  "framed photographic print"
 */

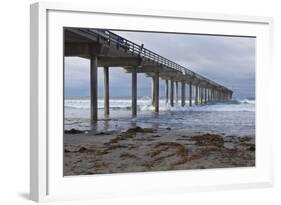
xmin=30 ymin=2 xmax=274 ymax=202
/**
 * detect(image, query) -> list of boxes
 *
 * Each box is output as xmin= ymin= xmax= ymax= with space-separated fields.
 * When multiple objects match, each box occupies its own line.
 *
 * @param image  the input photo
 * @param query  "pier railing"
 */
xmin=79 ymin=28 xmax=229 ymax=91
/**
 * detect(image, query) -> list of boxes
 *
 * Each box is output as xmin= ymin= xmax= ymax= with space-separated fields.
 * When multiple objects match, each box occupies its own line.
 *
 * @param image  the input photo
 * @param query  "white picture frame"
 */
xmin=30 ymin=1 xmax=274 ymax=202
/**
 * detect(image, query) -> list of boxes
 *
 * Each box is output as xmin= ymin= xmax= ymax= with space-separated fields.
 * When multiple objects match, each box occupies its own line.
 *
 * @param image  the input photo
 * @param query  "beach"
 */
xmin=64 ymin=97 xmax=255 ymax=176
xmin=64 ymin=127 xmax=255 ymax=175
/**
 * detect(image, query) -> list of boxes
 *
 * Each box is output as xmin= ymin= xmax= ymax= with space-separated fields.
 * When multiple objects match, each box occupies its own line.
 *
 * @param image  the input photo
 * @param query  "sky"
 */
xmin=64 ymin=30 xmax=255 ymax=99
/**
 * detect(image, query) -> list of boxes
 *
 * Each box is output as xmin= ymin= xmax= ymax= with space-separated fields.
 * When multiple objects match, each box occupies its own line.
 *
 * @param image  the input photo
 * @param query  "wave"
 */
xmin=65 ymin=98 xmax=255 ymax=112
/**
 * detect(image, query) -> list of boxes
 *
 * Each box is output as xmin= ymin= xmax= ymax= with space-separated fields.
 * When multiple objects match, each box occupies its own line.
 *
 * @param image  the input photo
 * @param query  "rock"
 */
xmin=95 ymin=131 xmax=106 ymax=135
xmin=239 ymin=136 xmax=252 ymax=142
xmin=78 ymin=147 xmax=88 ymax=153
xmin=64 ymin=148 xmax=71 ymax=153
xmin=190 ymin=133 xmax=224 ymax=147
xmin=126 ymin=126 xmax=154 ymax=133
xmin=166 ymin=127 xmax=171 ymax=130
xmin=248 ymin=145 xmax=255 ymax=151
xmin=64 ymin=129 xmax=83 ymax=134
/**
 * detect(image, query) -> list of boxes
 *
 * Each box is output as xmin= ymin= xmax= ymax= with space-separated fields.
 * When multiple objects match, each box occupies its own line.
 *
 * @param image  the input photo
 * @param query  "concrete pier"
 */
xmin=90 ymin=55 xmax=98 ymax=122
xmin=204 ymin=88 xmax=207 ymax=104
xmin=154 ymin=72 xmax=159 ymax=112
xmin=199 ymin=87 xmax=203 ymax=105
xmin=165 ymin=80 xmax=169 ymax=104
xmin=132 ymin=68 xmax=137 ymax=117
xmin=151 ymin=76 xmax=156 ymax=106
xmin=170 ymin=79 xmax=174 ymax=107
xmin=189 ymin=81 xmax=192 ymax=107
xmin=103 ymin=66 xmax=109 ymax=117
xmin=181 ymin=81 xmax=185 ymax=107
xmin=176 ymin=81 xmax=179 ymax=104
xmin=195 ymin=84 xmax=199 ymax=105
xmin=64 ymin=28 xmax=233 ymax=123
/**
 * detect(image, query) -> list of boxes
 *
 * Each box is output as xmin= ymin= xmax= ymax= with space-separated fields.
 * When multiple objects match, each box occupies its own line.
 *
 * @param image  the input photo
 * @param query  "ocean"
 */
xmin=64 ymin=96 xmax=255 ymax=137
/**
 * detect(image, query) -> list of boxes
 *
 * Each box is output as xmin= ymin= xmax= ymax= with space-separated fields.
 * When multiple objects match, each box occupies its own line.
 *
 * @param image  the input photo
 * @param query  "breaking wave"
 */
xmin=64 ymin=97 xmax=255 ymax=112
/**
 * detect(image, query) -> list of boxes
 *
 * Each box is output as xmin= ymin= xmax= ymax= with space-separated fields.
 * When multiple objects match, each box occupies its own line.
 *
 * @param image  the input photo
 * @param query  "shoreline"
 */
xmin=64 ymin=126 xmax=255 ymax=176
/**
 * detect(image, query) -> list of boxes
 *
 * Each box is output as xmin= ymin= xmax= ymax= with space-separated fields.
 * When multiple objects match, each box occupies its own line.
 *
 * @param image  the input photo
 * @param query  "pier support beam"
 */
xmin=199 ymin=87 xmax=203 ymax=105
xmin=189 ymin=81 xmax=192 ymax=107
xmin=176 ymin=81 xmax=178 ymax=104
xmin=154 ymin=72 xmax=159 ymax=113
xmin=204 ymin=88 xmax=207 ymax=104
xmin=131 ymin=68 xmax=137 ymax=117
xmin=195 ymin=84 xmax=198 ymax=105
xmin=103 ymin=66 xmax=109 ymax=117
xmin=151 ymin=76 xmax=156 ymax=106
xmin=165 ymin=80 xmax=169 ymax=104
xmin=170 ymin=79 xmax=174 ymax=107
xmin=90 ymin=55 xmax=98 ymax=123
xmin=181 ymin=81 xmax=185 ymax=107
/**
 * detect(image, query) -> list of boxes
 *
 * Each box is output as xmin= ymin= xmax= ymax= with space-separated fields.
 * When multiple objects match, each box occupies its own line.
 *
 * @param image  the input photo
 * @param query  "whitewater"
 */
xmin=64 ymin=97 xmax=255 ymax=137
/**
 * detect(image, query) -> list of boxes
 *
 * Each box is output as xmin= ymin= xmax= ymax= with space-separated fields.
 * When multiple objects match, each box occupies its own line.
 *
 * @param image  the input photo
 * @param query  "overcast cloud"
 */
xmin=65 ymin=30 xmax=255 ymax=99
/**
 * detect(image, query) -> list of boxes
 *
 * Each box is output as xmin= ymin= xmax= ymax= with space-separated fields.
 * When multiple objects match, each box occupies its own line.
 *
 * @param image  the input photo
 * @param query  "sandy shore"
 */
xmin=64 ymin=127 xmax=255 ymax=176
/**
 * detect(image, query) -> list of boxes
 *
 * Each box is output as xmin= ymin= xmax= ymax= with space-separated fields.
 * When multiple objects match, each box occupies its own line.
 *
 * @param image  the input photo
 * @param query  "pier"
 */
xmin=64 ymin=28 xmax=233 ymax=122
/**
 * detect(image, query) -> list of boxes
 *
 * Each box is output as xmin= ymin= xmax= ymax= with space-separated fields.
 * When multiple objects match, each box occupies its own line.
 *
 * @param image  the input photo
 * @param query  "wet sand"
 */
xmin=64 ymin=127 xmax=255 ymax=176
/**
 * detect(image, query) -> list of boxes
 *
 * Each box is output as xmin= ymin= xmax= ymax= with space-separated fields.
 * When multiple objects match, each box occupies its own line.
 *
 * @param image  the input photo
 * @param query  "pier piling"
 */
xmin=165 ymin=80 xmax=169 ymax=104
xmin=132 ymin=68 xmax=137 ymax=117
xmin=176 ymin=81 xmax=179 ymax=104
xmin=155 ymin=72 xmax=159 ymax=112
xmin=170 ymin=79 xmax=174 ymax=107
xmin=90 ymin=55 xmax=98 ymax=122
xmin=189 ymin=81 xmax=192 ymax=107
xmin=181 ymin=81 xmax=186 ymax=107
xmin=104 ymin=66 xmax=109 ymax=117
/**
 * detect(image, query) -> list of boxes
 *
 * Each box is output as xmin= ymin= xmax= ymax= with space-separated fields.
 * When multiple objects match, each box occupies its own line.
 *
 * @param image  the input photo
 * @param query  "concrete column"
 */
xmin=195 ymin=84 xmax=198 ymax=105
xmin=132 ymin=68 xmax=137 ymax=117
xmin=176 ymin=81 xmax=179 ymax=104
xmin=199 ymin=87 xmax=203 ymax=105
xmin=181 ymin=81 xmax=185 ymax=107
xmin=90 ymin=55 xmax=98 ymax=122
xmin=204 ymin=88 xmax=207 ymax=104
xmin=151 ymin=76 xmax=156 ymax=106
xmin=189 ymin=81 xmax=192 ymax=107
xmin=198 ymin=87 xmax=200 ymax=104
xmin=103 ymin=66 xmax=109 ymax=117
xmin=154 ymin=72 xmax=159 ymax=113
xmin=170 ymin=79 xmax=174 ymax=107
xmin=165 ymin=80 xmax=169 ymax=104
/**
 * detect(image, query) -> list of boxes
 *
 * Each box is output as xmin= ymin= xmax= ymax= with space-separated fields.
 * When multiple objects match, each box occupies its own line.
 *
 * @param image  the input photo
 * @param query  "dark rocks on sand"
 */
xmin=126 ymin=126 xmax=154 ymax=133
xmin=248 ymin=145 xmax=255 ymax=151
xmin=190 ymin=133 xmax=224 ymax=147
xmin=64 ymin=129 xmax=84 ymax=134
